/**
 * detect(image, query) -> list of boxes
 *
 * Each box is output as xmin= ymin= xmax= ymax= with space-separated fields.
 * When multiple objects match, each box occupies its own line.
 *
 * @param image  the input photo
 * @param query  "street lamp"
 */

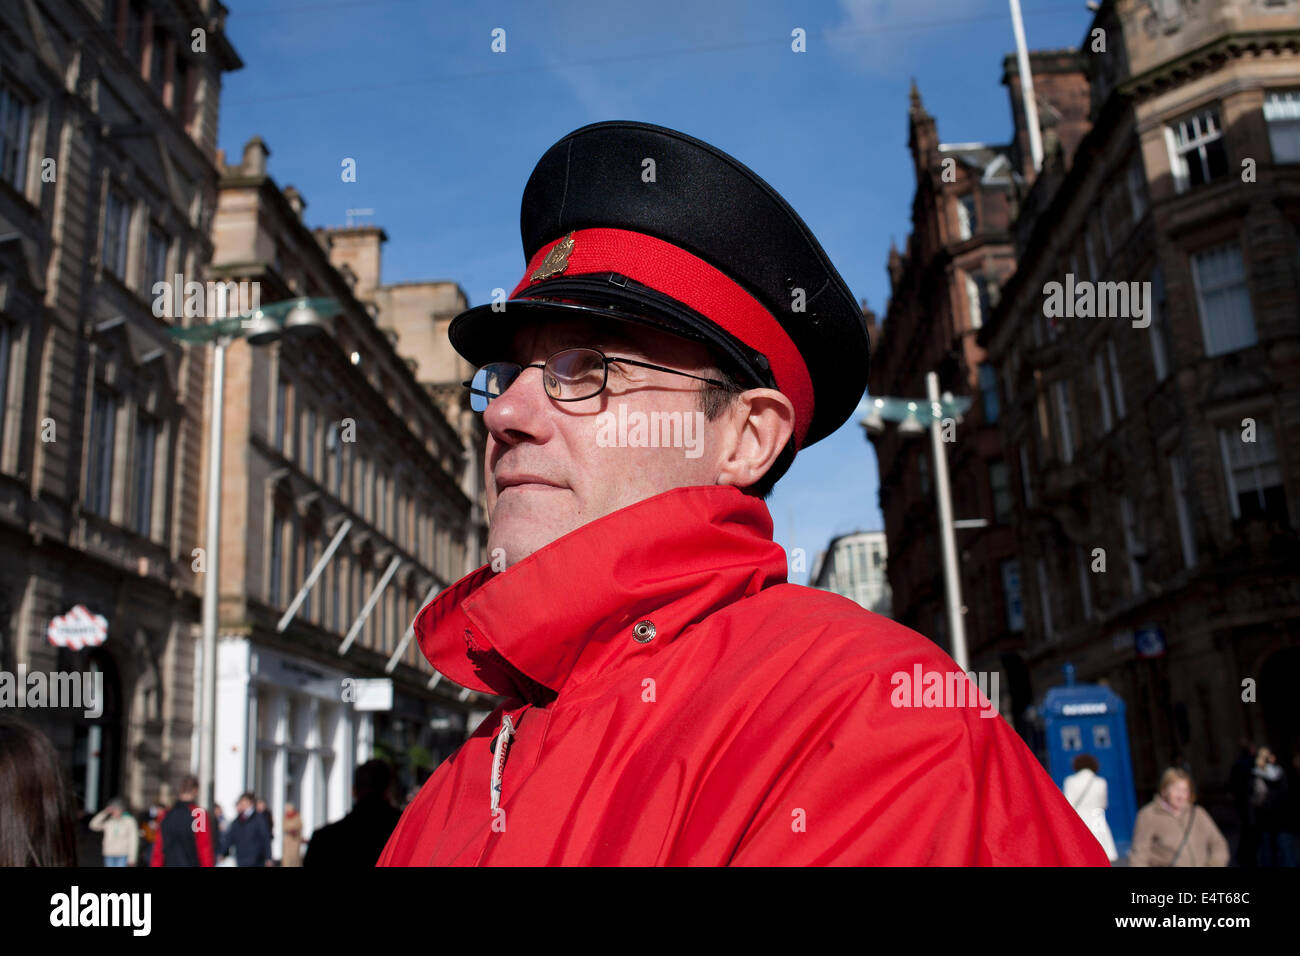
xmin=860 ymin=372 xmax=974 ymax=671
xmin=169 ymin=296 xmax=339 ymax=810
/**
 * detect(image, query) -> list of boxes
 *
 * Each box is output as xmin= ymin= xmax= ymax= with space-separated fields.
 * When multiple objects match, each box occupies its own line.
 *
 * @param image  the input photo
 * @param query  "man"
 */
xmin=89 ymin=797 xmax=138 ymax=867
xmin=150 ymin=775 xmax=213 ymax=867
xmin=220 ymin=792 xmax=272 ymax=867
xmin=303 ymin=760 xmax=402 ymax=867
xmin=378 ymin=120 xmax=1109 ymax=866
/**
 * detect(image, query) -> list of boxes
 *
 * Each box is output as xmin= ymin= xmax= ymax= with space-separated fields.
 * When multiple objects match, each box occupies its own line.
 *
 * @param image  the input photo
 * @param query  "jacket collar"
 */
xmin=414 ymin=485 xmax=788 ymax=704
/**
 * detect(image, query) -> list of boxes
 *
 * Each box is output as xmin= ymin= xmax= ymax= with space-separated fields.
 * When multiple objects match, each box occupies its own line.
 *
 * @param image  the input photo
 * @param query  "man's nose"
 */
xmin=483 ymin=365 xmax=552 ymax=441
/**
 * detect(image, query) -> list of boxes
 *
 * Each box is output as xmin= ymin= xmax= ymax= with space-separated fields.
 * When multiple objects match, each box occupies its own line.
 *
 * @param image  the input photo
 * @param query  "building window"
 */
xmin=978 ymin=363 xmax=999 ymax=423
xmin=989 ymin=460 xmax=1013 ymax=524
xmin=87 ymin=386 xmax=117 ymax=518
xmin=1264 ymin=89 xmax=1300 ymax=163
xmin=964 ymin=275 xmax=982 ymax=329
xmin=303 ymin=535 xmax=316 ymax=621
xmin=1167 ymin=106 xmax=1228 ymax=192
xmin=1094 ymin=351 xmax=1113 ymax=434
xmin=302 ymin=406 xmax=316 ymax=477
xmin=274 ymin=378 xmax=288 ymax=452
xmin=102 ymin=188 xmax=131 ymax=281
xmin=1191 ymin=242 xmax=1256 ymax=356
xmin=1127 ymin=155 xmax=1148 ymax=221
xmin=1001 ymin=559 xmax=1024 ymax=633
xmin=957 ymin=194 xmax=977 ymax=240
xmin=327 ymin=420 xmax=342 ymax=493
xmin=0 ymin=82 xmax=32 ymax=192
xmin=148 ymin=28 xmax=167 ymax=94
xmin=1120 ymin=496 xmax=1143 ymax=596
xmin=1019 ymin=442 xmax=1033 ymax=507
xmin=331 ymin=561 xmax=341 ymax=632
xmin=1035 ymin=557 xmax=1054 ymax=641
xmin=1105 ymin=339 xmax=1126 ymax=419
xmin=1169 ymin=453 xmax=1197 ymax=569
xmin=0 ymin=320 xmax=11 ymax=451
xmin=133 ymin=413 xmax=157 ymax=537
xmin=1076 ymin=545 xmax=1092 ymax=621
xmin=1148 ymin=265 xmax=1170 ymax=381
xmin=269 ymin=511 xmax=283 ymax=605
xmin=1218 ymin=421 xmax=1287 ymax=524
xmin=1052 ymin=380 xmax=1075 ymax=463
xmin=123 ymin=1 xmax=145 ymax=68
xmin=145 ymin=224 xmax=169 ymax=295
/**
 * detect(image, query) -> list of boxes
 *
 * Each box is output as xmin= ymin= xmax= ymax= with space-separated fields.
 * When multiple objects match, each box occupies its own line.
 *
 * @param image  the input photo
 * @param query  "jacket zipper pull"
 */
xmin=489 ymin=712 xmax=516 ymax=814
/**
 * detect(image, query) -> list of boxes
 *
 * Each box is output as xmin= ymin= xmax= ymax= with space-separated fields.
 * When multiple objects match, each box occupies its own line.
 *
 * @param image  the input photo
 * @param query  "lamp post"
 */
xmin=169 ymin=297 xmax=339 ymax=809
xmin=860 ymin=371 xmax=974 ymax=671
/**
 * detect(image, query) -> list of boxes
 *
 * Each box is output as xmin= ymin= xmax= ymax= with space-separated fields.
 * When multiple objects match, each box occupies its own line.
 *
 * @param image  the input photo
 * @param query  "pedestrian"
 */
xmin=220 ymin=792 xmax=272 ymax=866
xmin=150 ymin=775 xmax=214 ymax=867
xmin=1129 ymin=767 xmax=1228 ymax=866
xmin=89 ymin=797 xmax=138 ymax=867
xmin=304 ymin=761 xmax=401 ymax=867
xmin=376 ymin=120 xmax=1109 ymax=866
xmin=1227 ymin=738 xmax=1259 ymax=867
xmin=0 ymin=717 xmax=78 ymax=866
xmin=1252 ymin=746 xmax=1293 ymax=867
xmin=281 ymin=802 xmax=304 ymax=867
xmin=255 ymin=797 xmax=274 ymax=847
xmin=1063 ymin=754 xmax=1118 ymax=862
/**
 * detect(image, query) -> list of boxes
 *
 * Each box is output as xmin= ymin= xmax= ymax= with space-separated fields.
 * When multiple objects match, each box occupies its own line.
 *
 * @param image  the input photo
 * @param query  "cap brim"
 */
xmin=448 ymin=295 xmax=774 ymax=392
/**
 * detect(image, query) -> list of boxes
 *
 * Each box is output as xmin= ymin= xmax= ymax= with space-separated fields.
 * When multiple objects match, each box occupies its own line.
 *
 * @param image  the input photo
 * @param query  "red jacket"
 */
xmin=150 ymin=803 xmax=215 ymax=867
xmin=379 ymin=485 xmax=1110 ymax=866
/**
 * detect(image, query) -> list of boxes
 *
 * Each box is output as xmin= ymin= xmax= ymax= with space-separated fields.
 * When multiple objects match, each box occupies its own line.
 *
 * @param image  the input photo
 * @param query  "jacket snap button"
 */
xmin=632 ymin=620 xmax=656 ymax=643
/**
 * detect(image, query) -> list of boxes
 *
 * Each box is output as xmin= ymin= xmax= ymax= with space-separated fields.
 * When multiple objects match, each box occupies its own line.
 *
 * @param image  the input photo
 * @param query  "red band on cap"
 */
xmin=509 ymin=227 xmax=813 ymax=449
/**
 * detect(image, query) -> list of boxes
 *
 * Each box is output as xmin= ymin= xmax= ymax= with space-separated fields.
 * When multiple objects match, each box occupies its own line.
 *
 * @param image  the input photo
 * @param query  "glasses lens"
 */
xmin=469 ymin=363 xmax=521 ymax=412
xmin=545 ymin=349 xmax=606 ymax=401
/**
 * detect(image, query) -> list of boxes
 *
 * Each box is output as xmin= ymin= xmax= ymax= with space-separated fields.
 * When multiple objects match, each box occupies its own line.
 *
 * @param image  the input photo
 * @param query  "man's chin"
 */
xmin=487 ymin=517 xmax=575 ymax=571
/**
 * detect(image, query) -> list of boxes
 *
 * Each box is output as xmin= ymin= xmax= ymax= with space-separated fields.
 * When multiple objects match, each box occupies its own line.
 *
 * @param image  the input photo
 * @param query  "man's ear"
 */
xmin=714 ymin=389 xmax=795 ymax=489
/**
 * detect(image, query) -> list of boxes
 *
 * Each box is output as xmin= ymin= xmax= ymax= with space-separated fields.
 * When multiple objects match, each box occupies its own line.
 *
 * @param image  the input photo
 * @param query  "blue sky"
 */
xmin=218 ymin=0 xmax=1097 ymax=582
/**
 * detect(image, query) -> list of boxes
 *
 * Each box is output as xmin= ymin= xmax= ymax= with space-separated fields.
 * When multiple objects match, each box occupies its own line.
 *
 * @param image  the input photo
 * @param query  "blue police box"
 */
xmin=1042 ymin=664 xmax=1138 ymax=860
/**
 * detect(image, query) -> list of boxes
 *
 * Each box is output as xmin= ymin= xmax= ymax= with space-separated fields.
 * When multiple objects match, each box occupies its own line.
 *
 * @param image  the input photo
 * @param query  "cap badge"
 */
xmin=531 ymin=231 xmax=576 ymax=282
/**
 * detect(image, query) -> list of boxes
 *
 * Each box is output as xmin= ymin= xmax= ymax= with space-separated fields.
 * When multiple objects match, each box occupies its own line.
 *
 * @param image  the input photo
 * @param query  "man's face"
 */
xmin=237 ymin=797 xmax=251 ymax=814
xmin=481 ymin=317 xmax=734 ymax=567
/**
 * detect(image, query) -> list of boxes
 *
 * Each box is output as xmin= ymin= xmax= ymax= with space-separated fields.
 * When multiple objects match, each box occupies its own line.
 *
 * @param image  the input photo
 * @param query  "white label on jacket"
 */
xmin=490 ymin=713 xmax=515 ymax=814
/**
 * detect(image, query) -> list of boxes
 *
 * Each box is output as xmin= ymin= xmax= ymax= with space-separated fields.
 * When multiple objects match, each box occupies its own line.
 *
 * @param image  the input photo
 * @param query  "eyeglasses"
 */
xmin=463 ymin=347 xmax=736 ymax=413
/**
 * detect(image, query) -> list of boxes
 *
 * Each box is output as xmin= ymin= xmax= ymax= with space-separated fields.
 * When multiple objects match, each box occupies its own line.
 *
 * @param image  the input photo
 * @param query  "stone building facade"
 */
xmin=866 ymin=56 xmax=1086 ymax=729
xmin=979 ymin=0 xmax=1300 ymax=799
xmin=0 ymin=0 xmax=240 ymax=813
xmin=205 ymin=140 xmax=491 ymax=848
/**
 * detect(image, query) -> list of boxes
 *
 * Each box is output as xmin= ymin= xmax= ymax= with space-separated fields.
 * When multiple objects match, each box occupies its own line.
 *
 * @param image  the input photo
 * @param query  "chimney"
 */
xmin=242 ymin=136 xmax=270 ymax=177
xmin=319 ymin=225 xmax=387 ymax=300
xmin=283 ymin=185 xmax=306 ymax=220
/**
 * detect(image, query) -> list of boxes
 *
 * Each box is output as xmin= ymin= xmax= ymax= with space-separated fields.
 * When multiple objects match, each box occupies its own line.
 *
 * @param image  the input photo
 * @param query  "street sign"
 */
xmin=47 ymin=605 xmax=108 ymax=650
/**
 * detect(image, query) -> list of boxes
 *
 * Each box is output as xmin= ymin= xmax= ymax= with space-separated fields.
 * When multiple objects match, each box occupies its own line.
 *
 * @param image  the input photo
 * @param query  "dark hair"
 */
xmin=354 ymin=759 xmax=393 ymax=800
xmin=697 ymin=362 xmax=794 ymax=500
xmin=1072 ymin=753 xmax=1100 ymax=773
xmin=0 ymin=718 xmax=79 ymax=866
xmin=178 ymin=774 xmax=199 ymax=796
xmin=238 ymin=791 xmax=256 ymax=804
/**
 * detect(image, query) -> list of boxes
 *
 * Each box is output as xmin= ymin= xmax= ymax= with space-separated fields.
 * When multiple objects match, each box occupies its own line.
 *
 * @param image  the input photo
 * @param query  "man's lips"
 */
xmin=495 ymin=474 xmax=566 ymax=492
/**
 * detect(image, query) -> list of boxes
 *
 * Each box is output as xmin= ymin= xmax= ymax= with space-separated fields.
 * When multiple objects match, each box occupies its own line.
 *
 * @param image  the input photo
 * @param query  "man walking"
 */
xmin=220 ymin=792 xmax=273 ymax=867
xmin=378 ymin=120 xmax=1110 ymax=866
xmin=150 ymin=775 xmax=214 ymax=867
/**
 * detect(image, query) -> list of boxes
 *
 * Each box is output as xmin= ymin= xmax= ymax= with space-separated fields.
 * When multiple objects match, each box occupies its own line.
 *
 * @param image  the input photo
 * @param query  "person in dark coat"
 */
xmin=151 ymin=775 xmax=214 ymax=867
xmin=220 ymin=792 xmax=272 ymax=866
xmin=1253 ymin=747 xmax=1293 ymax=867
xmin=303 ymin=760 xmax=401 ymax=867
xmin=1228 ymin=738 xmax=1259 ymax=867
